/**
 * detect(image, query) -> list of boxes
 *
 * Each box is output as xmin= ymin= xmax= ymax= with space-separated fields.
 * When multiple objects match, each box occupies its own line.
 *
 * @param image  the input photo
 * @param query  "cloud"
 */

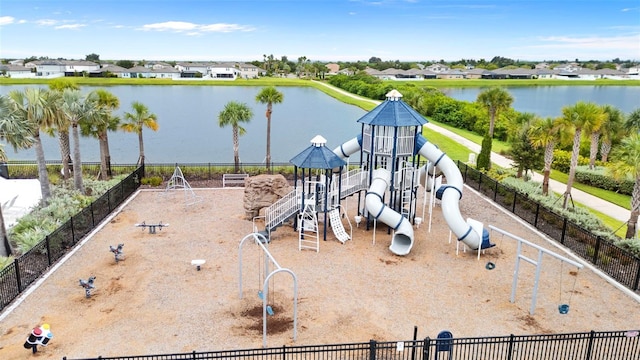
xmin=55 ymin=24 xmax=86 ymax=30
xmin=36 ymin=19 xmax=58 ymax=26
xmin=534 ymin=34 xmax=640 ymax=51
xmin=141 ymin=21 xmax=254 ymax=34
xmin=0 ymin=16 xmax=15 ymax=26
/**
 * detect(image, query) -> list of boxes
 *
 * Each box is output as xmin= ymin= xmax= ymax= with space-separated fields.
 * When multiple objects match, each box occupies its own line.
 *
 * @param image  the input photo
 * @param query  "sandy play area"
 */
xmin=0 ymin=185 xmax=639 ymax=359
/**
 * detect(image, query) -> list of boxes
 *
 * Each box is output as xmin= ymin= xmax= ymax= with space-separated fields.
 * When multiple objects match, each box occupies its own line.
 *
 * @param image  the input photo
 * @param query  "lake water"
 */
xmin=0 ymin=86 xmax=366 ymax=163
xmin=0 ymin=85 xmax=637 ymax=163
xmin=441 ymin=86 xmax=640 ymax=117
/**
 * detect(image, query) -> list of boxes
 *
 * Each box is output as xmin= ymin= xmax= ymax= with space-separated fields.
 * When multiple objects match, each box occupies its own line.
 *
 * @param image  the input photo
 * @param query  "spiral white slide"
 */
xmin=332 ymin=135 xmax=362 ymax=160
xmin=415 ymin=135 xmax=491 ymax=250
xmin=365 ymin=168 xmax=414 ymax=256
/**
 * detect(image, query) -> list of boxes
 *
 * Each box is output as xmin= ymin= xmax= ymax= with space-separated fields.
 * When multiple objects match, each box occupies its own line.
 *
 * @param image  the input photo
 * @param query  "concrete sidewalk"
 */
xmin=312 ymin=80 xmax=631 ymax=226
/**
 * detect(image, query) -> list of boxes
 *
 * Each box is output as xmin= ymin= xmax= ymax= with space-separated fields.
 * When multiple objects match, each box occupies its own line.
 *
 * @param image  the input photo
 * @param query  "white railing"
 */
xmin=339 ymin=169 xmax=368 ymax=199
xmin=265 ymin=187 xmax=302 ymax=231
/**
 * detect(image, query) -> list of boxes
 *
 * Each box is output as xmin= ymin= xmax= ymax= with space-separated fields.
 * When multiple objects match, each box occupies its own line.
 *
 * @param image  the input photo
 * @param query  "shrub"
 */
xmin=476 ymin=134 xmax=492 ymax=170
xmin=575 ymin=165 xmax=633 ymax=196
xmin=551 ymin=150 xmax=589 ymax=173
xmin=141 ymin=176 xmax=163 ymax=187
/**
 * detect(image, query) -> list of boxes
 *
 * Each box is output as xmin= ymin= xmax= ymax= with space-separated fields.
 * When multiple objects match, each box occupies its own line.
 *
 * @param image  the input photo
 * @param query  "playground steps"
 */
xmin=264 ymin=188 xmax=303 ymax=237
xmin=298 ymin=201 xmax=319 ymax=252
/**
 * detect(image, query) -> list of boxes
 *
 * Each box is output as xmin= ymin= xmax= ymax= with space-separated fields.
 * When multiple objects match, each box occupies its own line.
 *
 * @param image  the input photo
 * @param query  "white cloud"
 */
xmin=36 ymin=19 xmax=58 ymax=26
xmin=55 ymin=24 xmax=86 ymax=30
xmin=534 ymin=34 xmax=640 ymax=51
xmin=141 ymin=21 xmax=254 ymax=35
xmin=0 ymin=16 xmax=15 ymax=26
xmin=142 ymin=21 xmax=198 ymax=32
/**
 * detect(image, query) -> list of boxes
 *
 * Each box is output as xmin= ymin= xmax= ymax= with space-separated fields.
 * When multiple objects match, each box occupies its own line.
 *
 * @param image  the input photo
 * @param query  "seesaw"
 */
xmin=134 ymin=221 xmax=169 ymax=234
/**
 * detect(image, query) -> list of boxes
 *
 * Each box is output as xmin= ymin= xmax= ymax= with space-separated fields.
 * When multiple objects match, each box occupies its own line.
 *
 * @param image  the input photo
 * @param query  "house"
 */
xmin=325 ymin=63 xmax=340 ymax=74
xmin=210 ymin=62 xmax=240 ymax=79
xmin=175 ymin=62 xmax=213 ymax=77
xmin=236 ymin=62 xmax=263 ymax=79
xmin=436 ymin=69 xmax=466 ymax=79
xmin=425 ymin=64 xmax=450 ymax=73
xmin=0 ymin=64 xmax=35 ymax=78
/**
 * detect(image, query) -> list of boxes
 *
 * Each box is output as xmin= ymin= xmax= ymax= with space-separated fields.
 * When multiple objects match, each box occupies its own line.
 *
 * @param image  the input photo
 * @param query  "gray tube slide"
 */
xmin=415 ymin=135 xmax=491 ymax=250
xmin=365 ymin=168 xmax=414 ymax=256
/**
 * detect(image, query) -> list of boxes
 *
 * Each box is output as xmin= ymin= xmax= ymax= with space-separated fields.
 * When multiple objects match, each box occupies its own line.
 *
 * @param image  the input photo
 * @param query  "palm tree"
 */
xmin=599 ymin=105 xmax=625 ymax=163
xmin=608 ymin=133 xmax=640 ymax=239
xmin=255 ymin=86 xmax=284 ymax=173
xmin=625 ymin=108 xmax=640 ymax=133
xmin=218 ymin=101 xmax=253 ymax=173
xmin=7 ymin=88 xmax=60 ymax=204
xmin=121 ymin=101 xmax=159 ymax=166
xmin=529 ymin=116 xmax=570 ymax=195
xmin=60 ymin=89 xmax=103 ymax=194
xmin=0 ymin=95 xmax=35 ymax=256
xmin=48 ymin=79 xmax=79 ymax=180
xmin=476 ymin=87 xmax=513 ymax=170
xmin=84 ymin=89 xmax=120 ymax=180
xmin=583 ymin=104 xmax=607 ymax=169
xmin=561 ymin=101 xmax=605 ymax=209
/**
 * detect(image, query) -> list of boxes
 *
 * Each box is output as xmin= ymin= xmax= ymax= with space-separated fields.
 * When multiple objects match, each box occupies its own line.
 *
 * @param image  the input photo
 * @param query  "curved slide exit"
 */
xmin=366 ymin=169 xmax=414 ymax=256
xmin=415 ymin=134 xmax=493 ymax=251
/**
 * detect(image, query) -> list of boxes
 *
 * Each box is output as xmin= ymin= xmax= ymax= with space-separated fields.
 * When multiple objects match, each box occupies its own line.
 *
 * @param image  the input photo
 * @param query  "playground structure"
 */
xmin=489 ymin=225 xmax=583 ymax=315
xmin=238 ymin=232 xmax=298 ymax=348
xmin=109 ymin=243 xmax=125 ymax=263
xmin=164 ymin=165 xmax=203 ymax=206
xmin=79 ymin=276 xmax=96 ymax=298
xmin=255 ymin=89 xmax=494 ymax=256
xmin=135 ymin=221 xmax=169 ymax=234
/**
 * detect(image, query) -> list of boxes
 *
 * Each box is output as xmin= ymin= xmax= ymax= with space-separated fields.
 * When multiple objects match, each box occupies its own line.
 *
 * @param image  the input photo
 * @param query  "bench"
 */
xmin=223 ymin=173 xmax=249 ymax=188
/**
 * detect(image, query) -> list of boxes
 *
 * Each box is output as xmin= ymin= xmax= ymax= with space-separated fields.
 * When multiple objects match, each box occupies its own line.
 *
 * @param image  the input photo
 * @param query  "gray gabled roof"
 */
xmin=357 ymin=90 xmax=427 ymax=127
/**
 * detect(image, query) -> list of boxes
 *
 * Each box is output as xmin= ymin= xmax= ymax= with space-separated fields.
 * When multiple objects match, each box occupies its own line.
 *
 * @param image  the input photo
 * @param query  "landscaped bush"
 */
xmin=5 ymin=176 xmax=124 ymax=257
xmin=551 ymin=149 xmax=589 ymax=173
xmin=575 ymin=165 xmax=633 ymax=196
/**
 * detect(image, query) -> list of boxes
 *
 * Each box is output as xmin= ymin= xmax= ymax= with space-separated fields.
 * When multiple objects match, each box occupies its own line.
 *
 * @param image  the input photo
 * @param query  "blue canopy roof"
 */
xmin=290 ymin=137 xmax=346 ymax=169
xmin=357 ymin=90 xmax=428 ymax=127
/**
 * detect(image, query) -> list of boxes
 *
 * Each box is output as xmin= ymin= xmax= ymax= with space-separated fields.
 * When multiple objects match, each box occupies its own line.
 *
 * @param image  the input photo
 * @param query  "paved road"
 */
xmin=313 ymin=80 xmax=631 ymax=226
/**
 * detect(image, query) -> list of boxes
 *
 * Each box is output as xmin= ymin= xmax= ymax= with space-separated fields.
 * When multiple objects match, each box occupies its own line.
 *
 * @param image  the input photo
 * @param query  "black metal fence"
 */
xmin=62 ymin=330 xmax=640 ymax=360
xmin=2 ymin=161 xmax=297 ymax=180
xmin=0 ymin=166 xmax=143 ymax=311
xmin=458 ymin=162 xmax=640 ymax=294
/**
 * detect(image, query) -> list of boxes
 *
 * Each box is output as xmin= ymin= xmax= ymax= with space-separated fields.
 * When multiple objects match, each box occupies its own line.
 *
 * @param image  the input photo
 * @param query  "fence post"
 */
xmin=281 ymin=344 xmax=287 ymax=360
xmin=593 ymin=236 xmax=601 ymax=264
xmin=46 ymin=235 xmax=52 ymax=266
xmin=493 ymin=180 xmax=498 ymax=201
xmin=369 ymin=339 xmax=377 ymax=360
xmin=70 ymin=217 xmax=76 ymax=244
xmin=560 ymin=218 xmax=567 ymax=245
xmin=633 ymin=260 xmax=640 ymax=291
xmin=192 ymin=350 xmax=197 ymax=359
xmin=584 ymin=330 xmax=596 ymax=360
xmin=512 ymin=191 xmax=517 ymax=213
xmin=90 ymin=202 xmax=96 ymax=227
xmin=14 ymin=258 xmax=22 ymax=292
xmin=534 ymin=203 xmax=540 ymax=228
xmin=423 ymin=337 xmax=430 ymax=360
xmin=507 ymin=334 xmax=514 ymax=360
xmin=478 ymin=172 xmax=483 ymax=191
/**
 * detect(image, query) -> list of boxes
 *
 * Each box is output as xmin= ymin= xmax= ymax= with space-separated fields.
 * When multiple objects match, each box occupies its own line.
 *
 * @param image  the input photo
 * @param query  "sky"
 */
xmin=0 ymin=0 xmax=639 ymax=63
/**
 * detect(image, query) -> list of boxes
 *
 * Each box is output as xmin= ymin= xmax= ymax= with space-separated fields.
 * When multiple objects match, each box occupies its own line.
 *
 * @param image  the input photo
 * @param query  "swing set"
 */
xmin=489 ymin=225 xmax=583 ymax=316
xmin=238 ymin=232 xmax=298 ymax=348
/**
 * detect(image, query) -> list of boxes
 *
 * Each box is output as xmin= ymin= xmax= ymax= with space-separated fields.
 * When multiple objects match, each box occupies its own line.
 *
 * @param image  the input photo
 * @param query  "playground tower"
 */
xmin=355 ymin=89 xmax=427 ymax=227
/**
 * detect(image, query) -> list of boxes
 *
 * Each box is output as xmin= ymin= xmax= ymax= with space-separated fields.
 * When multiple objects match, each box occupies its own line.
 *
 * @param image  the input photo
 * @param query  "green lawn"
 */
xmin=548 ymin=171 xmax=631 ymax=210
